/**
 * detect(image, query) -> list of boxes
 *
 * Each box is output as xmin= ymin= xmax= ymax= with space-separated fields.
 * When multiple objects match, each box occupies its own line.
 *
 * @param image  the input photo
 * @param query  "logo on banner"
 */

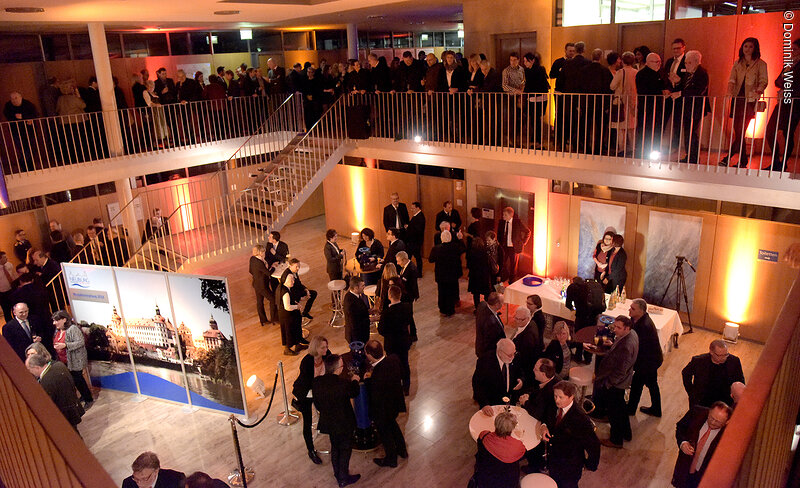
xmin=66 ymin=269 xmax=91 ymax=288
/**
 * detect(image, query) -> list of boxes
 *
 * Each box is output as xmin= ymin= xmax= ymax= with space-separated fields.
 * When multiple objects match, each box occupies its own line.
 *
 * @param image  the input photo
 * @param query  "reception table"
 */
xmin=504 ymin=275 xmax=683 ymax=354
xmin=468 ymin=405 xmax=541 ymax=451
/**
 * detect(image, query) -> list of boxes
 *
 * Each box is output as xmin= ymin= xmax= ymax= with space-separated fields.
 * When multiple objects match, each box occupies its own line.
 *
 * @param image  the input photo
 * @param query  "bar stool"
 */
xmin=569 ymin=365 xmax=595 ymax=414
xmin=363 ymin=285 xmax=379 ymax=334
xmin=327 ymin=280 xmax=346 ymax=327
xmin=520 ymin=473 xmax=557 ymax=488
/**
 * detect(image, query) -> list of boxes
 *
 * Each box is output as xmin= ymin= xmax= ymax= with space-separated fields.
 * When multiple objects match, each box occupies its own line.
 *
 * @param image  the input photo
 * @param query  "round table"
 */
xmin=271 ymin=261 xmax=310 ymax=279
xmin=468 ymin=405 xmax=541 ymax=450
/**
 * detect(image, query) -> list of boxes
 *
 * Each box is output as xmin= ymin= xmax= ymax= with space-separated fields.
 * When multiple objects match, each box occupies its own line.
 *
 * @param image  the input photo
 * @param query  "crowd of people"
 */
xmin=5 ymin=36 xmax=799 ymax=173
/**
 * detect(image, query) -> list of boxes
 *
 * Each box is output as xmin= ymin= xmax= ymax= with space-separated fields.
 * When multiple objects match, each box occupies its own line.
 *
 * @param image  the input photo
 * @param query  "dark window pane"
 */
xmin=433 ymin=32 xmax=445 ymax=47
xmin=145 ymin=168 xmax=187 ymax=185
xmin=674 ymin=0 xmax=737 ymax=18
xmin=393 ymin=32 xmax=413 ymax=49
xmin=44 ymin=185 xmax=97 ymax=205
xmin=252 ymin=31 xmax=282 ymax=52
xmin=106 ymin=33 xmax=122 ymax=58
xmin=640 ymin=192 xmax=716 ymax=213
xmin=123 ymin=33 xmax=168 ymax=57
xmin=0 ymin=34 xmax=42 ymax=63
xmin=315 ymin=30 xmax=345 ymax=50
xmin=367 ymin=32 xmax=392 ymax=49
xmin=377 ymin=160 xmax=416 ymax=174
xmin=572 ymin=183 xmax=638 ymax=203
xmin=42 ymin=34 xmax=70 ymax=61
xmin=551 ymin=180 xmax=571 ymax=194
xmin=720 ymin=202 xmax=800 ymax=225
xmin=97 ymin=182 xmax=117 ymax=195
xmin=282 ymin=31 xmax=310 ymax=51
xmin=70 ymin=34 xmax=93 ymax=60
xmin=444 ymin=31 xmax=463 ymax=48
xmin=187 ymin=162 xmax=223 ymax=177
xmin=418 ymin=165 xmax=464 ymax=179
xmin=213 ymin=31 xmax=249 ymax=53
xmin=169 ymin=32 xmax=191 ymax=55
xmin=0 ymin=196 xmax=43 ymax=216
xmin=343 ymin=156 xmax=366 ymax=167
xmin=190 ymin=32 xmax=211 ymax=55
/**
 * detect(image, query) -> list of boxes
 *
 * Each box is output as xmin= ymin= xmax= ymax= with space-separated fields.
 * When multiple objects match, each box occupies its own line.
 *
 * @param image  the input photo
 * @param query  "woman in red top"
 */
xmin=472 ymin=411 xmax=526 ymax=487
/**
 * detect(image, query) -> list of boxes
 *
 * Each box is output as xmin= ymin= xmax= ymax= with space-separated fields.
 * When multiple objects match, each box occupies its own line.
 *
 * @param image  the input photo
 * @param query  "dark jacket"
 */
xmin=38 ymin=258 xmax=61 ymax=287
xmin=132 ymin=81 xmax=147 ymax=108
xmin=605 ymin=247 xmax=627 ymax=292
xmin=383 ymin=203 xmax=410 ymax=233
xmin=561 ymin=55 xmax=591 ymax=93
xmin=406 ymin=212 xmax=426 ymax=251
xmin=444 ymin=65 xmax=469 ymax=92
xmin=472 ymin=354 xmax=522 ymax=407
xmin=378 ymin=302 xmax=412 ymax=354
xmin=545 ymin=401 xmax=600 ymax=484
xmin=429 ymin=239 xmax=464 ymax=284
xmin=225 ymin=78 xmax=241 ymax=98
xmin=579 ymin=62 xmax=614 ymax=95
xmin=672 ymin=405 xmax=725 ymax=488
xmin=543 ymin=339 xmax=581 ymax=375
xmin=154 ymin=77 xmax=177 ymax=104
xmin=9 ymin=282 xmax=50 ymax=320
xmin=497 ymin=216 xmax=530 ymax=253
xmin=3 ymin=99 xmax=38 ymax=121
xmin=595 ymin=330 xmax=639 ymax=390
xmin=477 ymin=69 xmax=502 ymax=92
xmin=521 ymin=375 xmax=560 ymax=422
xmin=383 ymin=239 xmax=406 ymax=268
xmin=424 ymin=62 xmax=446 ymax=92
xmin=312 ymin=373 xmax=359 ymax=436
xmin=50 ymin=241 xmax=73 ymax=264
xmin=345 ymin=69 xmax=372 ymax=93
xmin=524 ymin=65 xmax=550 ymax=94
xmin=39 ymin=361 xmax=84 ymax=426
xmin=637 ymin=66 xmax=665 ymax=96
xmin=513 ymin=322 xmax=543 ymax=388
xmin=292 ymin=350 xmax=331 ymax=403
xmin=324 ymin=241 xmax=344 ymax=278
xmin=663 ymin=55 xmax=688 ymax=93
xmin=356 ymin=239 xmax=385 ymax=261
xmin=475 ymin=301 xmax=505 ymax=358
xmin=177 ymin=78 xmax=204 ymax=102
xmin=633 ymin=313 xmax=663 ymax=372
xmin=680 ymin=65 xmax=711 ymax=116
xmin=367 ymin=354 xmax=407 ymax=421
xmin=265 ymin=241 xmax=289 ymax=267
xmin=395 ymin=59 xmax=426 ymax=92
xmin=371 ymin=62 xmax=393 ymax=92
xmin=467 ymin=245 xmax=492 ymax=296
xmin=682 ymin=353 xmax=744 ymax=408
xmin=248 ymin=256 xmax=270 ymax=294
xmin=3 ymin=315 xmax=55 ymax=361
xmin=435 ymin=209 xmax=462 ymax=232
xmin=531 ymin=309 xmax=546 ymax=344
xmin=269 ymin=66 xmax=287 ymax=93
xmin=399 ymin=262 xmax=419 ymax=301
xmin=467 ymin=69 xmax=485 ymax=91
xmin=343 ymin=291 xmax=371 ymax=344
xmin=122 ymin=469 xmax=185 ymax=488
xmin=550 ymin=56 xmax=569 ymax=91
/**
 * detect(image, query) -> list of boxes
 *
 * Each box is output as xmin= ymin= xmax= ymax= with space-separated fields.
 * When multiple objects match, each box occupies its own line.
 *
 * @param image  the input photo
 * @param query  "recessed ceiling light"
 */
xmin=214 ymin=10 xmax=240 ymax=15
xmin=5 ymin=7 xmax=45 ymax=13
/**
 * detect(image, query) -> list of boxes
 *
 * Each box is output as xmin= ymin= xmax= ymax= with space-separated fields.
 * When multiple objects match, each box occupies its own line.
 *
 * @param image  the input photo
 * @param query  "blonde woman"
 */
xmin=143 ymin=80 xmax=170 ymax=146
xmin=544 ymin=321 xmax=580 ymax=377
xmin=376 ymin=262 xmax=400 ymax=312
xmin=291 ymin=335 xmax=330 ymax=464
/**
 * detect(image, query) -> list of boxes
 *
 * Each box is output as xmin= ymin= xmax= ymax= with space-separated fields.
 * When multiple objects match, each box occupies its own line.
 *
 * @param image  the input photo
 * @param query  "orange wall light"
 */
xmin=349 ymin=168 xmax=366 ymax=231
xmin=723 ymin=220 xmax=758 ymax=324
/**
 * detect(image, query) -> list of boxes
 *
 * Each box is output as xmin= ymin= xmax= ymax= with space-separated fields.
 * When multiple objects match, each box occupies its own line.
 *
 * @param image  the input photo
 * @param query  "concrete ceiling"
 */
xmin=0 ymin=0 xmax=462 ymax=32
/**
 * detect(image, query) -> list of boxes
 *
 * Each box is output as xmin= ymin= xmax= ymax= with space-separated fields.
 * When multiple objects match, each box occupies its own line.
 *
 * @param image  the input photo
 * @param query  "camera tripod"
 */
xmin=660 ymin=256 xmax=695 ymax=338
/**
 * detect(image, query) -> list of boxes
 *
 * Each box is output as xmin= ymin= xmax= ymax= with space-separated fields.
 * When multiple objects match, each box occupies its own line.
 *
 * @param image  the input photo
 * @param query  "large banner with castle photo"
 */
xmin=61 ymin=263 xmax=247 ymax=416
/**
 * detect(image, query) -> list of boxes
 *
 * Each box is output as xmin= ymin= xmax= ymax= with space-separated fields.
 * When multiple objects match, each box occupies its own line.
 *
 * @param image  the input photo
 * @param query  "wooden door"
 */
xmin=419 ymin=176 xmax=455 ymax=258
xmin=619 ymin=22 xmax=664 ymax=58
xmin=493 ymin=32 xmax=537 ymax=72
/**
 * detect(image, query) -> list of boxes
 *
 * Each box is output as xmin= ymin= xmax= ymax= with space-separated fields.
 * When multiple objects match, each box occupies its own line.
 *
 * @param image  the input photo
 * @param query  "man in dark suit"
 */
xmin=559 ymin=41 xmax=591 ymax=147
xmin=472 ymin=339 xmax=523 ymax=415
xmin=475 ymin=292 xmax=505 ymax=358
xmin=538 ymin=380 xmax=600 ymax=488
xmin=25 ymin=354 xmax=84 ymax=430
xmin=662 ymin=38 xmax=688 ymax=140
xmin=265 ymin=231 xmax=289 ymax=321
xmin=673 ymin=50 xmax=709 ymax=164
xmin=405 ymin=202 xmax=426 ymax=276
xmin=382 ymin=192 xmax=410 ymax=236
xmin=3 ymin=302 xmax=54 ymax=361
xmin=324 ymin=229 xmax=345 ymax=281
xmin=578 ymin=49 xmax=614 ymax=154
xmin=313 ymin=354 xmax=361 ymax=488
xmin=267 ymin=58 xmax=287 ymax=93
xmin=593 ymin=315 xmax=639 ymax=449
xmin=496 ymin=206 xmax=530 ymax=283
xmin=382 ymin=228 xmax=406 ymax=269
xmin=627 ymin=298 xmax=664 ymax=417
xmin=249 ymin=245 xmax=273 ymax=326
xmin=511 ymin=306 xmax=542 ymax=388
xmin=682 ymin=339 xmax=745 ymax=408
xmin=343 ymin=276 xmax=371 ymax=344
xmin=396 ymin=252 xmax=419 ymax=342
xmin=526 ymin=294 xmax=546 ymax=343
xmin=378 ymin=285 xmax=412 ymax=394
xmin=365 ymin=340 xmax=408 ymax=467
xmin=121 ymin=451 xmax=186 ymax=488
xmin=32 ymin=250 xmax=62 ymax=312
xmin=281 ymin=258 xmax=317 ymax=321
xmin=8 ymin=273 xmax=50 ymax=320
xmin=434 ymin=200 xmax=462 ymax=233
xmin=671 ymin=402 xmax=733 ymax=488
xmin=519 ymin=358 xmax=561 ymax=473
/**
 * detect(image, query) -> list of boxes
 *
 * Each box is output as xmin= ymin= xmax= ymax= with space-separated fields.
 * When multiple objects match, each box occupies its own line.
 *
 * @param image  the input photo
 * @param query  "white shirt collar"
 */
xmin=560 ymin=400 xmax=574 ymax=416
xmin=372 ymin=355 xmax=385 ymax=367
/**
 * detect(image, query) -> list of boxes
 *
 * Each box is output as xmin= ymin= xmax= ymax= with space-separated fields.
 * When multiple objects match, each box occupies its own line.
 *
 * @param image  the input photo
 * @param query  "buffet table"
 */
xmin=504 ymin=275 xmax=683 ymax=353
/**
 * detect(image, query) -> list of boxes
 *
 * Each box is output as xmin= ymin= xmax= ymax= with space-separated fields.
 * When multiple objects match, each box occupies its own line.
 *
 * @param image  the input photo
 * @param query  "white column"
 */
xmin=87 ymin=22 xmax=124 ymax=157
xmin=346 ymin=23 xmax=359 ymax=60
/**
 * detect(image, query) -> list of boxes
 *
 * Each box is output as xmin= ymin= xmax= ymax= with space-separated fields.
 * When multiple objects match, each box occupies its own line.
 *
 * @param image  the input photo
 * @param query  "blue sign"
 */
xmin=758 ymin=249 xmax=779 ymax=262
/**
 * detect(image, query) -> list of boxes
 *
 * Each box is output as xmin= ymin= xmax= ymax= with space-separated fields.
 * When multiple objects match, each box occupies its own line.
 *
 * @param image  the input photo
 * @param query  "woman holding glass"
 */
xmin=52 ymin=310 xmax=93 ymax=407
xmin=292 ymin=335 xmax=331 ymax=465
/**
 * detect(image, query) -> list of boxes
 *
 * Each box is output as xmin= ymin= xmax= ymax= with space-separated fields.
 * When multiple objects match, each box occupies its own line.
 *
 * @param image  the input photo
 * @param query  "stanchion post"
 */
xmin=276 ymin=360 xmax=299 ymax=425
xmin=227 ymin=415 xmax=255 ymax=487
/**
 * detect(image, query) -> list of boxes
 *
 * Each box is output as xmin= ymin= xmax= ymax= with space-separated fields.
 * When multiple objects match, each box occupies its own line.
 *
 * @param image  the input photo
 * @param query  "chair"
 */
xmin=327 ymin=280 xmax=346 ymax=328
xmin=520 ymin=473 xmax=558 ymax=488
xmin=569 ymin=366 xmax=595 ymax=414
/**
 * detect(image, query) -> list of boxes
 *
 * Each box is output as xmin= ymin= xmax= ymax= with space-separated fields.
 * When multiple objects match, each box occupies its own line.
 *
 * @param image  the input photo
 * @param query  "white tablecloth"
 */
xmin=504 ymin=275 xmax=683 ymax=353
xmin=469 ymin=405 xmax=541 ymax=450
xmin=271 ymin=262 xmax=310 ymax=279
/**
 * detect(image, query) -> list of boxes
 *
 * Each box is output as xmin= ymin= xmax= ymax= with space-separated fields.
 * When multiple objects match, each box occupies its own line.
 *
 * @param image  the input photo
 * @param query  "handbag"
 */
xmin=755 ymin=96 xmax=767 ymax=113
xmin=610 ymin=70 xmax=626 ymax=123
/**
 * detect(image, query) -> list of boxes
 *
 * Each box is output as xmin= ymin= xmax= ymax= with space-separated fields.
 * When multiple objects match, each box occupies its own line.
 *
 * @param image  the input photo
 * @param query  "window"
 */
xmin=572 ymin=183 xmax=638 ymax=203
xmin=558 ymin=0 xmax=611 ymax=26
xmin=640 ymin=192 xmax=716 ymax=213
xmin=417 ymin=32 xmax=435 ymax=48
xmin=444 ymin=31 xmax=463 ymax=48
xmin=720 ymin=202 xmax=800 ymax=225
xmin=377 ymin=160 xmax=416 ymax=174
xmin=212 ymin=31 xmax=249 ymax=53
xmin=418 ymin=165 xmax=464 ymax=180
xmin=106 ymin=33 xmax=123 ymax=58
xmin=282 ymin=31 xmax=311 ymax=51
xmin=615 ymin=0 xmax=666 ymax=23
xmin=69 ymin=34 xmax=94 ymax=60
xmin=0 ymin=34 xmax=42 ymax=63
xmin=393 ymin=32 xmax=413 ymax=49
xmin=252 ymin=31 xmax=282 ymax=52
xmin=169 ymin=32 xmax=191 ymax=55
xmin=97 ymin=182 xmax=117 ymax=195
xmin=366 ymin=32 xmax=392 ymax=49
xmin=41 ymin=34 xmax=70 ymax=61
xmin=188 ymin=162 xmax=223 ymax=177
xmin=315 ymin=30 xmax=345 ymax=50
xmin=123 ymin=33 xmax=169 ymax=57
xmin=675 ymin=1 xmax=739 ymax=18
xmin=44 ymin=185 xmax=98 ymax=205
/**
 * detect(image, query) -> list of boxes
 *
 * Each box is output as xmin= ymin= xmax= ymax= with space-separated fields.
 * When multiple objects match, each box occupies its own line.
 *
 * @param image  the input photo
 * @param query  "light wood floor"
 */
xmin=79 ymin=215 xmax=764 ymax=488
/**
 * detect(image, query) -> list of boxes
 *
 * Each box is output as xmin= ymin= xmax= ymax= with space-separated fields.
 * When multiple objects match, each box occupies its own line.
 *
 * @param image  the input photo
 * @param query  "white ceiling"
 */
xmin=0 ymin=0 xmax=462 ymax=32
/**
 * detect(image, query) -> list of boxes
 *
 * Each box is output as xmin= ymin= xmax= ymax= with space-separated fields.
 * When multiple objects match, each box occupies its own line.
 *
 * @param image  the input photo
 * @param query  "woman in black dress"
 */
xmin=467 ymin=236 xmax=493 ymax=310
xmin=603 ymin=234 xmax=627 ymax=293
xmin=429 ymin=230 xmax=465 ymax=316
xmin=292 ymin=335 xmax=331 ymax=465
xmin=277 ymin=273 xmax=307 ymax=356
xmin=356 ymin=227 xmax=384 ymax=286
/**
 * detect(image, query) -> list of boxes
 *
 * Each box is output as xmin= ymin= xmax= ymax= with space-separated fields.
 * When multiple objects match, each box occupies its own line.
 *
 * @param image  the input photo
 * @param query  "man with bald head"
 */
xmin=267 ymin=58 xmax=287 ymax=93
xmin=511 ymin=306 xmax=542 ymax=388
xmin=3 ymin=91 xmax=38 ymax=170
xmin=473 ymin=338 xmax=524 ymax=416
xmin=636 ymin=53 xmax=666 ymax=158
xmin=578 ymin=48 xmax=614 ymax=154
xmin=671 ymin=50 xmax=709 ymax=163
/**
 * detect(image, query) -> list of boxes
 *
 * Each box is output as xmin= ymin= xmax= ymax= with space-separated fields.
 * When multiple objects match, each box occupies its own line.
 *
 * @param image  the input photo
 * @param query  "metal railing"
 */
xmin=1 ymin=92 xmax=292 ymax=176
xmin=700 ymin=262 xmax=800 ymax=487
xmin=344 ymin=91 xmax=800 ymax=178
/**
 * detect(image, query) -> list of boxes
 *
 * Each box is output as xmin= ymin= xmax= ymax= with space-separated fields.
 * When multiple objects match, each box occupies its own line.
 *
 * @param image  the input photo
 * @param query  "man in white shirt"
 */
xmin=671 ymin=401 xmax=733 ymax=488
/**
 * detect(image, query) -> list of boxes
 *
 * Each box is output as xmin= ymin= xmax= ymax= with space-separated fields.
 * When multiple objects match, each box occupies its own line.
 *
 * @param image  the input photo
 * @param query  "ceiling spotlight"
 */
xmin=413 ymin=135 xmax=422 ymax=143
xmin=214 ymin=10 xmax=240 ymax=15
xmin=5 ymin=7 xmax=45 ymax=13
xmin=649 ymin=151 xmax=661 ymax=161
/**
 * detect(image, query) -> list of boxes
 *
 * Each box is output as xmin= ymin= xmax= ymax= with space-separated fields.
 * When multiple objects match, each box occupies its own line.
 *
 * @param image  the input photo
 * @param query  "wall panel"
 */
xmin=375 ymin=169 xmax=418 ymax=241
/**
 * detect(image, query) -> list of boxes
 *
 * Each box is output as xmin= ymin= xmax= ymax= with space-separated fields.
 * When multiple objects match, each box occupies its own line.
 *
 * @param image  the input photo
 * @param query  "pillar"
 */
xmin=87 ymin=22 xmax=124 ymax=157
xmin=347 ymin=23 xmax=359 ymax=61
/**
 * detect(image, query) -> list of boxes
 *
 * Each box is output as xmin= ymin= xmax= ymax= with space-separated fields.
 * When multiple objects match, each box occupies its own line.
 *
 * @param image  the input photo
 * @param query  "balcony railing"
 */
xmin=342 ymin=91 xmax=800 ymax=179
xmin=0 ymin=92 xmax=291 ymax=176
